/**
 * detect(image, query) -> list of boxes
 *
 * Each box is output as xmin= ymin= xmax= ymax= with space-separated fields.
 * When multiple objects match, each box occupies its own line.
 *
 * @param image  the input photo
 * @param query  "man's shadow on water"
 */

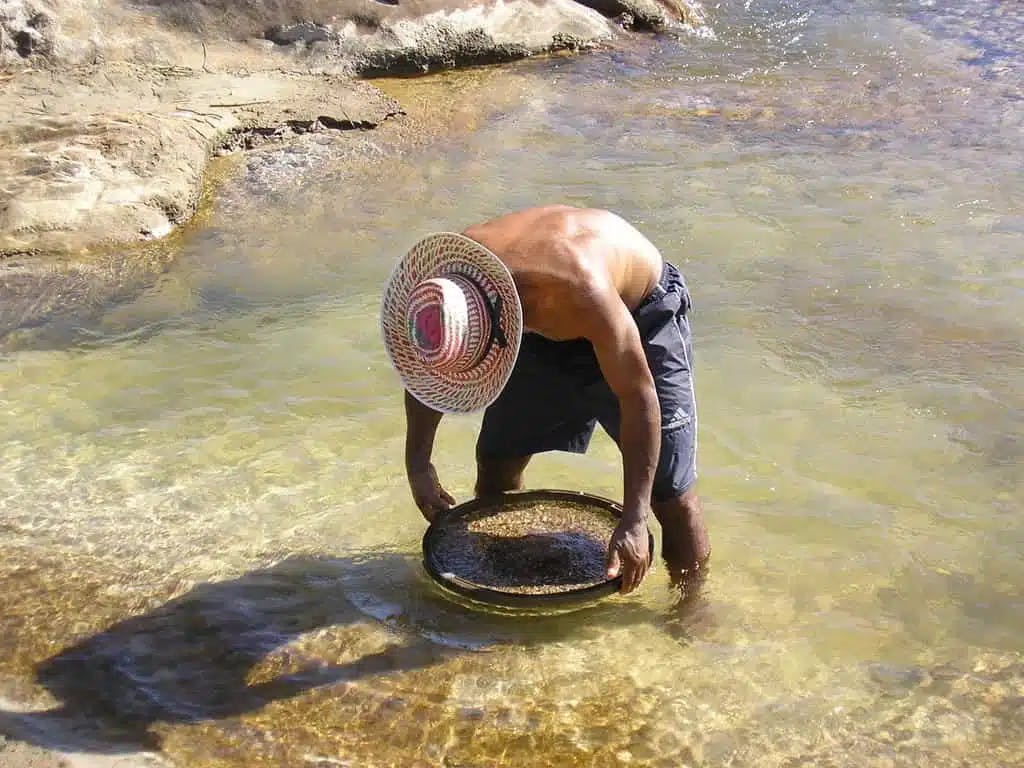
xmin=0 ymin=551 xmax=708 ymax=757
xmin=0 ymin=553 xmax=451 ymax=754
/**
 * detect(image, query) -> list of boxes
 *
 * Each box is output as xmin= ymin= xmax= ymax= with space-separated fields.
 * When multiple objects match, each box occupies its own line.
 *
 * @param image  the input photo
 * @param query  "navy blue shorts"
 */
xmin=477 ymin=262 xmax=698 ymax=502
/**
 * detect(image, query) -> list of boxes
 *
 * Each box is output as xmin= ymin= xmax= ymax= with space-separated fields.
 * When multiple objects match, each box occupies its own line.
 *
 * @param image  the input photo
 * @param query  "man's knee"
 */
xmin=475 ymin=455 xmax=531 ymax=496
xmin=652 ymin=486 xmax=702 ymax=524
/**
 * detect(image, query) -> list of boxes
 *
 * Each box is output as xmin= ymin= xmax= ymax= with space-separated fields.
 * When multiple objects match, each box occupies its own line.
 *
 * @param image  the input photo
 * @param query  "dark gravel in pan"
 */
xmin=430 ymin=501 xmax=617 ymax=594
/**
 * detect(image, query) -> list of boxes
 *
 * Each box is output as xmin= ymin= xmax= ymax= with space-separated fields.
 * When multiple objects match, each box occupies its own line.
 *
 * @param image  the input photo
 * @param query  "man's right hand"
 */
xmin=408 ymin=464 xmax=455 ymax=522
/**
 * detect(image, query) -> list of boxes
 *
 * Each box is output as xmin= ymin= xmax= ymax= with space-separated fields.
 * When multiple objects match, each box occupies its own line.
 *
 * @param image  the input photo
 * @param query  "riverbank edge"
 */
xmin=0 ymin=0 xmax=714 ymax=337
xmin=0 ymin=0 xmax=713 ymax=263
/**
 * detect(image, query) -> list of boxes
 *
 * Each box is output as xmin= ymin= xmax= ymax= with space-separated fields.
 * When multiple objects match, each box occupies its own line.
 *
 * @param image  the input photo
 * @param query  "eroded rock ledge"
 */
xmin=0 ymin=63 xmax=401 ymax=256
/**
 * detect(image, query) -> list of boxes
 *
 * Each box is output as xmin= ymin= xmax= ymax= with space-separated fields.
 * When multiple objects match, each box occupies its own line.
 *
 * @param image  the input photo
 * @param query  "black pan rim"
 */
xmin=421 ymin=488 xmax=655 ymax=610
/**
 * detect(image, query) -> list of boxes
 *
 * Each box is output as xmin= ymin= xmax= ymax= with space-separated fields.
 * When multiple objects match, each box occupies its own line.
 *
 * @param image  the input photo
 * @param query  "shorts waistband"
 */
xmin=634 ymin=261 xmax=685 ymax=315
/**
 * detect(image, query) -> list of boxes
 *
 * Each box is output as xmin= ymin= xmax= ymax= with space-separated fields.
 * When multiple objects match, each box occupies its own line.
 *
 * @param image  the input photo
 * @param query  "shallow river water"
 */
xmin=1 ymin=0 xmax=1022 ymax=766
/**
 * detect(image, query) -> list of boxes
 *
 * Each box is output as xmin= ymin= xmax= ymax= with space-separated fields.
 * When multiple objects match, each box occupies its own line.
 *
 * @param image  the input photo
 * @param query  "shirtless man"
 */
xmin=384 ymin=205 xmax=710 ymax=593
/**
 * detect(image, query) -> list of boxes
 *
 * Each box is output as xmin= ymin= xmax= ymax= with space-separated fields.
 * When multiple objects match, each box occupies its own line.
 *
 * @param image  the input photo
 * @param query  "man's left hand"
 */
xmin=606 ymin=518 xmax=651 ymax=594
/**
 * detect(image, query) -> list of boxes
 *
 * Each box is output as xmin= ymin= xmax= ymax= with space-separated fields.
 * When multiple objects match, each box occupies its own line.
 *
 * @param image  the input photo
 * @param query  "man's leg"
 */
xmin=652 ymin=486 xmax=710 ymax=576
xmin=475 ymin=455 xmax=532 ymax=496
xmin=657 ymin=487 xmax=715 ymax=641
xmin=654 ymin=485 xmax=715 ymax=640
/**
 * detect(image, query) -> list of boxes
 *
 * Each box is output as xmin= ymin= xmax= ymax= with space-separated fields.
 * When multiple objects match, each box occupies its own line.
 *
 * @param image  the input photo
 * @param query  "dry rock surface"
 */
xmin=0 ymin=0 xmax=57 ymax=63
xmin=0 ymin=63 xmax=400 ymax=256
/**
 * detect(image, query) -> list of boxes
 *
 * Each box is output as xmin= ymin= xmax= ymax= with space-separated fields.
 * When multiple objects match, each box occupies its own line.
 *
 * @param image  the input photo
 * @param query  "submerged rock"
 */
xmin=265 ymin=20 xmax=334 ymax=46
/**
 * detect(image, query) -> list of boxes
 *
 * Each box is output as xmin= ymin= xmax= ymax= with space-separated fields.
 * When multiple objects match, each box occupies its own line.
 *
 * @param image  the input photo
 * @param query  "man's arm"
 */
xmin=404 ymin=390 xmax=455 ymax=521
xmin=574 ymin=275 xmax=660 ymax=593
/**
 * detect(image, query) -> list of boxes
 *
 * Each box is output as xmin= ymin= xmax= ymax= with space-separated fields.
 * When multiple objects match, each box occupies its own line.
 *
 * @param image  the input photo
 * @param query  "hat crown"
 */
xmin=407 ymin=274 xmax=493 ymax=373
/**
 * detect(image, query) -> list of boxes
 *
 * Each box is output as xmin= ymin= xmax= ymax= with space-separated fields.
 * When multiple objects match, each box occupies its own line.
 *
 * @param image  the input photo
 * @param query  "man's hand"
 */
xmin=408 ymin=464 xmax=455 ymax=522
xmin=606 ymin=518 xmax=651 ymax=594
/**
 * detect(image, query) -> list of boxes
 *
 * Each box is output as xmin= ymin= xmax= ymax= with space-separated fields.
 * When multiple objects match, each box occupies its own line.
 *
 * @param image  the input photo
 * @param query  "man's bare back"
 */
xmin=463 ymin=206 xmax=664 ymax=341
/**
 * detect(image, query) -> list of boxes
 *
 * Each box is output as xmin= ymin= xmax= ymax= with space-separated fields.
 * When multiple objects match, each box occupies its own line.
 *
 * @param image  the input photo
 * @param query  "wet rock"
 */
xmin=266 ymin=20 xmax=334 ymax=46
xmin=867 ymin=662 xmax=929 ymax=698
xmin=575 ymin=0 xmax=704 ymax=31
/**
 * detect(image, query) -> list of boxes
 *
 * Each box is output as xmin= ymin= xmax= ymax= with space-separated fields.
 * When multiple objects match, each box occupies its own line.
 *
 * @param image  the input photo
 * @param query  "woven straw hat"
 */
xmin=381 ymin=232 xmax=523 ymax=414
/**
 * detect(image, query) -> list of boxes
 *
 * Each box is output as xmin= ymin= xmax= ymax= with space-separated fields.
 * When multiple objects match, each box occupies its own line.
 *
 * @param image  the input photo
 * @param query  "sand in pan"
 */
xmin=431 ymin=500 xmax=617 ymax=594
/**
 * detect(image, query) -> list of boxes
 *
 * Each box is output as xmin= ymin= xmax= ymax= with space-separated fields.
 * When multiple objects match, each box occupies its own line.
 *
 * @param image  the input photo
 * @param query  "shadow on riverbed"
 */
xmin=0 ymin=551 xmax=706 ymax=756
xmin=0 ymin=553 xmax=450 ymax=754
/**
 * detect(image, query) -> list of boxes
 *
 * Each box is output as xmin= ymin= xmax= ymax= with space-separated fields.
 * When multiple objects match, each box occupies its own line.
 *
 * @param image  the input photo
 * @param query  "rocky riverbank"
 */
xmin=1 ymin=0 xmax=703 ymax=257
xmin=0 ymin=0 xmax=705 ymax=338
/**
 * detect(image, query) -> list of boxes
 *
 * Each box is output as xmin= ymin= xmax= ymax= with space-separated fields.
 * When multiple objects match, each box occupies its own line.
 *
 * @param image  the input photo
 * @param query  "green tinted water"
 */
xmin=1 ymin=0 xmax=1022 ymax=765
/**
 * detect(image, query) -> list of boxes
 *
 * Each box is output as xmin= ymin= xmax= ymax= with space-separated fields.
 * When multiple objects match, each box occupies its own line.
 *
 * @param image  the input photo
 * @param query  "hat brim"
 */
xmin=381 ymin=232 xmax=523 ymax=414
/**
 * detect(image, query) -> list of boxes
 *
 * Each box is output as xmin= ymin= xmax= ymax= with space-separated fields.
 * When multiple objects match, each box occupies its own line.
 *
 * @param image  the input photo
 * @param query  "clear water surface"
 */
xmin=1 ymin=0 xmax=1021 ymax=765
